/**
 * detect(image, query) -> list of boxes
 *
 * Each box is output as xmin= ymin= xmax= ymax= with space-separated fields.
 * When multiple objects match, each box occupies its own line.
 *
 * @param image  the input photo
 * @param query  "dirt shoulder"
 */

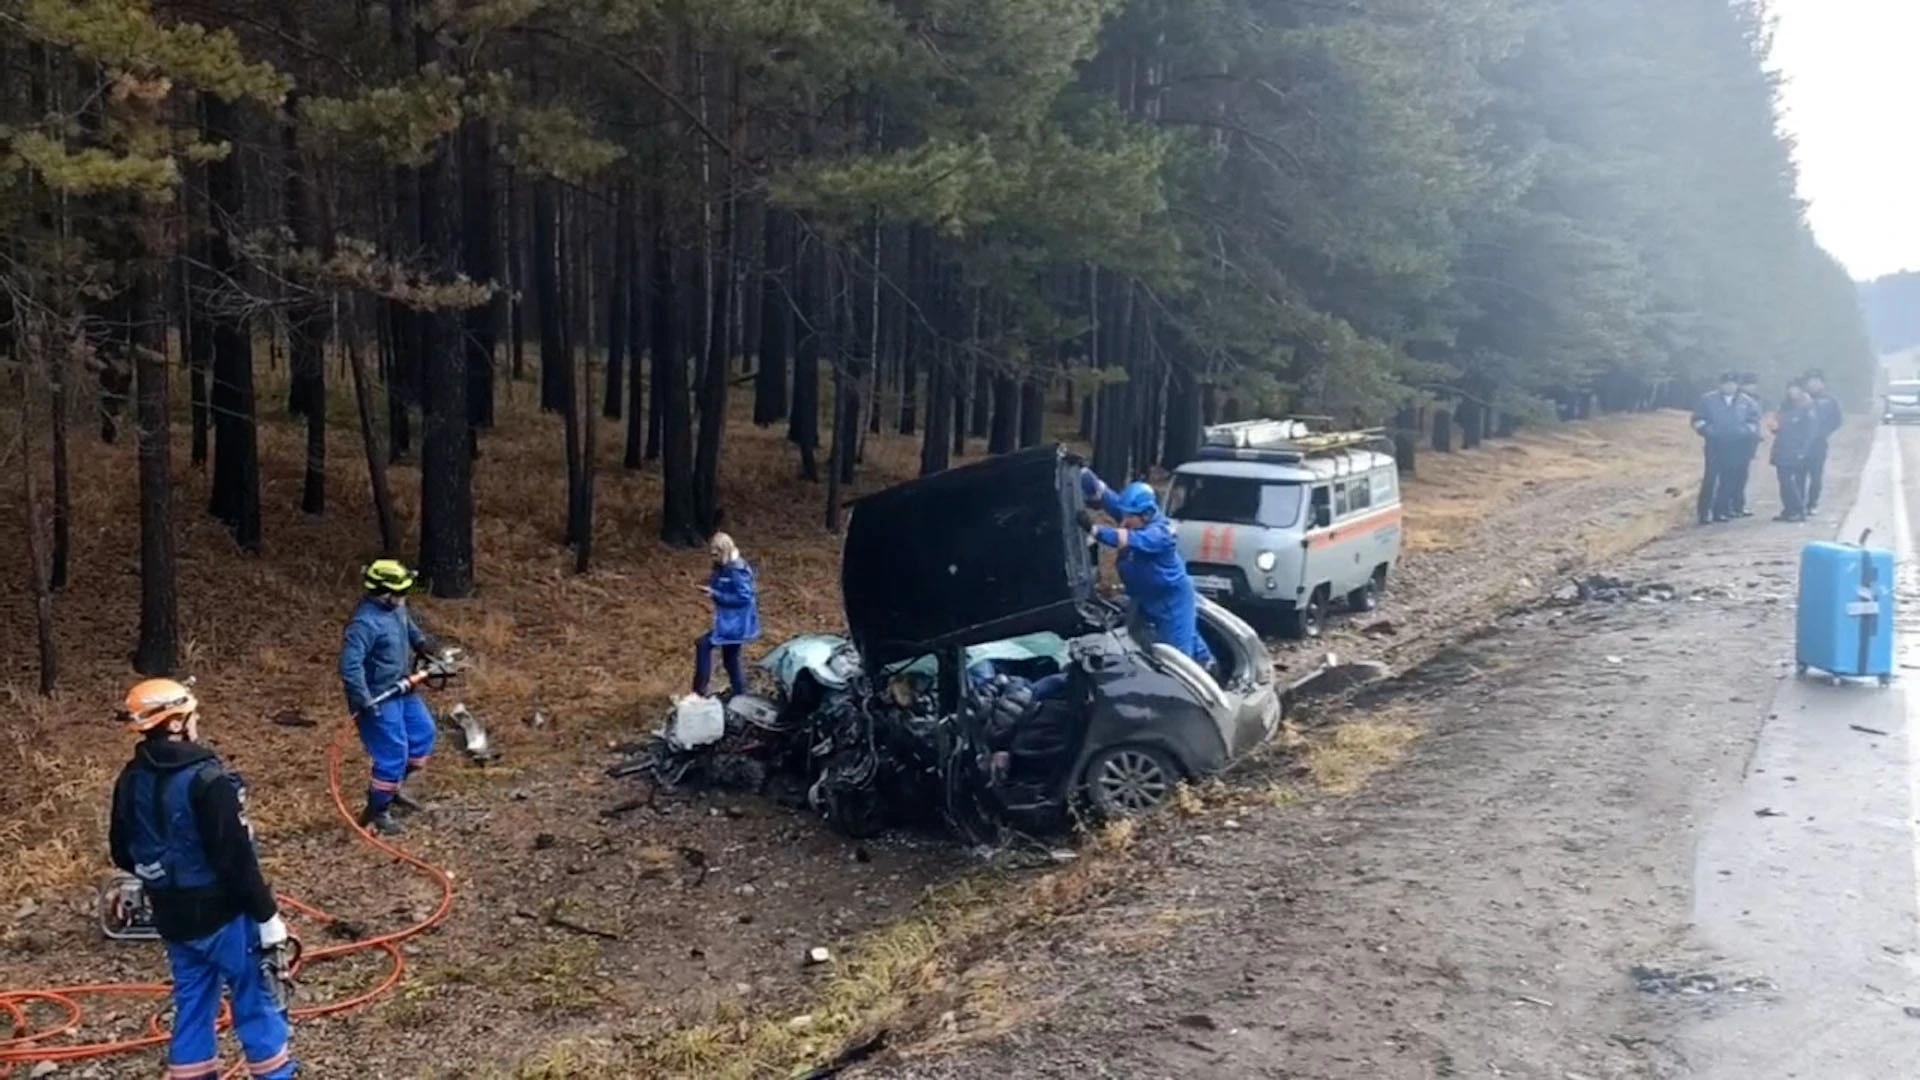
xmin=0 ymin=406 xmax=1707 ymax=1078
xmin=886 ymin=425 xmax=1871 ymax=1080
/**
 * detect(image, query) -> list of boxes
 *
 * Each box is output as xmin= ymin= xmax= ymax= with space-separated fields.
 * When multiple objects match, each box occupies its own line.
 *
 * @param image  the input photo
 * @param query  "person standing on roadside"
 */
xmin=1770 ymin=380 xmax=1819 ymax=522
xmin=1803 ymin=369 xmax=1843 ymax=514
xmin=1727 ymin=372 xmax=1763 ymax=518
xmin=1691 ymin=371 xmax=1761 ymax=525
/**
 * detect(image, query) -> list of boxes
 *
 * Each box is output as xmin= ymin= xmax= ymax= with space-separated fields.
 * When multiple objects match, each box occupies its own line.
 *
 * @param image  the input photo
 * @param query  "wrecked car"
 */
xmin=616 ymin=445 xmax=1283 ymax=839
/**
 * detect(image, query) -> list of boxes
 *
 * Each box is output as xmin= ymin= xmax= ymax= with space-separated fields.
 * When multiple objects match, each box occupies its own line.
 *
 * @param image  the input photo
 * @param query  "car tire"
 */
xmin=1280 ymin=588 xmax=1328 ymax=639
xmin=1083 ymin=743 xmax=1181 ymax=818
xmin=1347 ymin=567 xmax=1386 ymax=613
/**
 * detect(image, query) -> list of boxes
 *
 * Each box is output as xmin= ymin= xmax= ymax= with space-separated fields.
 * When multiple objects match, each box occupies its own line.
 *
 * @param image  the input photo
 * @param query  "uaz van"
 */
xmin=1169 ymin=420 xmax=1403 ymax=638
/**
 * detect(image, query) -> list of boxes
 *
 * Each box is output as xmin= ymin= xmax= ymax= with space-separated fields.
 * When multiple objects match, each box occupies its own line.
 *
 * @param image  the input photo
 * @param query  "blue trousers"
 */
xmin=357 ymin=694 xmax=435 ymax=811
xmin=1140 ymin=599 xmax=1214 ymax=668
xmin=693 ymin=633 xmax=746 ymax=696
xmin=164 ymin=916 xmax=296 ymax=1079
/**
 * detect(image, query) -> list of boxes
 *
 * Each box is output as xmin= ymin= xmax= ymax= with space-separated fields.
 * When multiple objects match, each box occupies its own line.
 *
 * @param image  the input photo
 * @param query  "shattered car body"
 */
xmin=620 ymin=446 xmax=1284 ymax=838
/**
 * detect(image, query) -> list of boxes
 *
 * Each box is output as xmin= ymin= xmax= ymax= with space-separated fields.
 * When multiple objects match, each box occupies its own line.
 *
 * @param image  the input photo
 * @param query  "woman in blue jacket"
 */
xmin=695 ymin=532 xmax=761 ymax=697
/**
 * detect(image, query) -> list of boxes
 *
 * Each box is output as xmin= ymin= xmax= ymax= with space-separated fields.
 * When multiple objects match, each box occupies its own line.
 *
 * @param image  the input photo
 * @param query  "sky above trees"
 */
xmin=1771 ymin=0 xmax=1919 ymax=280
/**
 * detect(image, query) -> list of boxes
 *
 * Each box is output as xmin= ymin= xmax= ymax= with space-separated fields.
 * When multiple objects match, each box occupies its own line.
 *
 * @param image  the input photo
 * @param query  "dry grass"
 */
xmin=1297 ymin=710 xmax=1426 ymax=795
xmin=1400 ymin=412 xmax=1695 ymax=556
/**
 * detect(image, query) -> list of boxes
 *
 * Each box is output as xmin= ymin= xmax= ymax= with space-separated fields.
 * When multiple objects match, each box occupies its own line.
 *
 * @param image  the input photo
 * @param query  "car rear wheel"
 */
xmin=1084 ymin=744 xmax=1181 ymax=818
xmin=1347 ymin=566 xmax=1387 ymax=612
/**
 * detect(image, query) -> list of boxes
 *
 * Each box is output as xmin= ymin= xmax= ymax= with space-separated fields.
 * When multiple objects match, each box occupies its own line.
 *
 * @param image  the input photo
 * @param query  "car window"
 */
xmin=1373 ymin=467 xmax=1396 ymax=502
xmin=1333 ymin=482 xmax=1349 ymax=516
xmin=1310 ymin=485 xmax=1330 ymax=527
xmin=1168 ymin=475 xmax=1303 ymax=528
xmin=1348 ymin=476 xmax=1371 ymax=513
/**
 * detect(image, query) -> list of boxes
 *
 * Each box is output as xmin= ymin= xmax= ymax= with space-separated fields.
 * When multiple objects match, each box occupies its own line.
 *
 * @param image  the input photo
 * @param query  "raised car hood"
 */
xmin=842 ymin=445 xmax=1098 ymax=668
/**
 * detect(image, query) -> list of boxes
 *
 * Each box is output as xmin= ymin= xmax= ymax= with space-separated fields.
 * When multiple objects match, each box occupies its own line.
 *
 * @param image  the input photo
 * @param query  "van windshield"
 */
xmin=1168 ymin=474 xmax=1304 ymax=528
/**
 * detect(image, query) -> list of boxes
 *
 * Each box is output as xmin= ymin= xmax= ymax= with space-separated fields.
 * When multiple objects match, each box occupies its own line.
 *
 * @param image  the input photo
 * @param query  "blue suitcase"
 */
xmin=1795 ymin=534 xmax=1895 ymax=685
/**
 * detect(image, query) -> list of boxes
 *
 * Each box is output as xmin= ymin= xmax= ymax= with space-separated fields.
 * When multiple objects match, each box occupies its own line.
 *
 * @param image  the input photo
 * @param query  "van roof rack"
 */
xmin=1196 ymin=419 xmax=1392 ymax=465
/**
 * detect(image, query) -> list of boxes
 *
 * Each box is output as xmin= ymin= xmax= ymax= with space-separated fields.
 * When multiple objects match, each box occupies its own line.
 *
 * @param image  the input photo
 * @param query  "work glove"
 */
xmin=1079 ymin=468 xmax=1103 ymax=500
xmin=259 ymin=914 xmax=289 ymax=947
xmin=1074 ymin=508 xmax=1093 ymax=532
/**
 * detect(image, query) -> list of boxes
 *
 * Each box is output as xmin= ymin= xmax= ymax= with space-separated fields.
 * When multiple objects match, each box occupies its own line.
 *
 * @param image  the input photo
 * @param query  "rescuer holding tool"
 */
xmin=108 ymin=678 xmax=299 ymax=1080
xmin=1080 ymin=470 xmax=1215 ymax=667
xmin=340 ymin=559 xmax=446 ymax=836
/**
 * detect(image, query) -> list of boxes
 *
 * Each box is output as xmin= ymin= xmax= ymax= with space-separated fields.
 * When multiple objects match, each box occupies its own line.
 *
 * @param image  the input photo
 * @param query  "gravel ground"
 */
xmin=882 ymin=426 xmax=1869 ymax=1080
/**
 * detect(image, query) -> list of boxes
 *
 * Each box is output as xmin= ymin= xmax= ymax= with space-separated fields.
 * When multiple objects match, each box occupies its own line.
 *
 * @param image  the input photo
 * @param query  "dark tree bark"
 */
xmin=1018 ymin=377 xmax=1045 ymax=448
xmin=132 ymin=240 xmax=177 ymax=676
xmin=1162 ymin=348 xmax=1202 ymax=469
xmin=534 ymin=179 xmax=566 ymax=413
xmin=623 ymin=183 xmax=647 ymax=469
xmin=462 ymin=118 xmax=497 ymax=435
xmin=416 ymin=64 xmax=474 ymax=598
xmin=204 ymin=96 xmax=261 ymax=552
xmin=20 ymin=360 xmax=58 ymax=693
xmin=754 ymin=209 xmax=791 ymax=426
xmin=693 ymin=182 xmax=735 ymax=537
xmin=185 ymin=179 xmax=212 ymax=469
xmin=987 ymin=371 xmax=1019 ymax=454
xmin=789 ymin=231 xmax=822 ymax=481
xmin=573 ymin=193 xmax=599 ymax=572
xmin=604 ymin=184 xmax=632 ymax=422
xmin=49 ymin=320 xmax=71 ymax=590
xmin=507 ymin=167 xmax=526 ymax=382
xmin=560 ymin=192 xmax=586 ymax=546
xmin=348 ymin=328 xmax=402 ymax=554
xmin=284 ymin=91 xmax=331 ymax=516
xmin=1432 ymin=407 xmax=1454 ymax=452
xmin=1457 ymin=399 xmax=1484 ymax=450
xmin=652 ymin=187 xmax=700 ymax=544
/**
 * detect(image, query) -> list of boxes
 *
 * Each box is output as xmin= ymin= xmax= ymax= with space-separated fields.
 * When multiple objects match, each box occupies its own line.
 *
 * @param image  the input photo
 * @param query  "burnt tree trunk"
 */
xmin=652 ymin=187 xmax=700 ymax=544
xmin=348 ymin=327 xmax=402 ymax=554
xmin=754 ymin=209 xmax=791 ymax=426
xmin=416 ymin=79 xmax=474 ymax=598
xmin=604 ymin=185 xmax=631 ymax=423
xmin=622 ymin=182 xmax=647 ymax=469
xmin=462 ymin=118 xmax=497 ymax=437
xmin=284 ymin=92 xmax=331 ymax=515
xmin=132 ymin=230 xmax=177 ymax=676
xmin=534 ymin=179 xmax=566 ymax=414
xmin=204 ymin=96 xmax=261 ymax=551
xmin=788 ymin=231 xmax=823 ymax=481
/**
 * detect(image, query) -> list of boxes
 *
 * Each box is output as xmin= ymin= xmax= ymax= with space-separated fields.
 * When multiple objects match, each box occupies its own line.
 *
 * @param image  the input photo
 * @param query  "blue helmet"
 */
xmin=1116 ymin=481 xmax=1159 ymax=518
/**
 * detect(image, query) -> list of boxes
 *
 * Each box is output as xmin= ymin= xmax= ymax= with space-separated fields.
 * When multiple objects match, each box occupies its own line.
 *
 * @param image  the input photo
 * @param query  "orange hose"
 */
xmin=0 ymin=708 xmax=457 ymax=1077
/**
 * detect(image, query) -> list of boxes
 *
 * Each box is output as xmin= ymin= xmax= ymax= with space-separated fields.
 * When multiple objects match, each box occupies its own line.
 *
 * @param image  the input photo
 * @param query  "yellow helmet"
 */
xmin=123 ymin=678 xmax=199 ymax=734
xmin=362 ymin=559 xmax=417 ymax=595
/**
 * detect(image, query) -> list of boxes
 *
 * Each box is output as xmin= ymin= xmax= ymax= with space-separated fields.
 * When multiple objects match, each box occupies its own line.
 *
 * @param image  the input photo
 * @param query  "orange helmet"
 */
xmin=123 ymin=678 xmax=199 ymax=734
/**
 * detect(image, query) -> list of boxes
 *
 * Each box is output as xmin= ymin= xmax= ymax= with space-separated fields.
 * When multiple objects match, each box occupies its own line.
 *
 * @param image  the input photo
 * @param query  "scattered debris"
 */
xmin=1605 ymin=656 xmax=1625 ymax=666
xmin=532 ymin=833 xmax=557 ymax=851
xmin=1360 ymin=620 xmax=1399 ymax=637
xmin=1514 ymin=995 xmax=1555 ymax=1008
xmin=676 ymin=845 xmax=709 ymax=887
xmin=796 ymin=1031 xmax=889 ymax=1080
xmin=807 ymin=946 xmax=833 ymax=965
xmin=1850 ymin=724 xmax=1890 ymax=737
xmin=1176 ymin=1013 xmax=1220 ymax=1031
xmin=524 ymin=708 xmax=549 ymax=730
xmin=1905 ymin=1006 xmax=1920 ymax=1020
xmin=444 ymin=704 xmax=499 ymax=763
xmin=516 ymin=907 xmax=621 ymax=941
xmin=270 ymin=708 xmax=317 ymax=728
xmin=1753 ymin=808 xmax=1786 ymax=818
xmin=1629 ymin=965 xmax=1776 ymax=995
xmin=786 ymin=1014 xmax=815 ymax=1032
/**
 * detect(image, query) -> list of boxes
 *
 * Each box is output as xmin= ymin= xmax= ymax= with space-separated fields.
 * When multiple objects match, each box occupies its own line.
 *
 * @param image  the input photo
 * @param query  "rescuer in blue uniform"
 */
xmin=109 ymin=678 xmax=298 ymax=1080
xmin=339 ymin=559 xmax=446 ymax=835
xmin=1080 ymin=470 xmax=1215 ymax=667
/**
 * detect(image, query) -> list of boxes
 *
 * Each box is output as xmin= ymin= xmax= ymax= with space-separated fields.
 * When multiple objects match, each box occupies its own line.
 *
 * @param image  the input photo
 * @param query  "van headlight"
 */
xmin=1254 ymin=550 xmax=1276 ymax=571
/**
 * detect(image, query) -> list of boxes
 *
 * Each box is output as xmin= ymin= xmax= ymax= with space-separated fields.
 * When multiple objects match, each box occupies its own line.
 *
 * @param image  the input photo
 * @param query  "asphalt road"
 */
xmin=1679 ymin=424 xmax=1920 ymax=1078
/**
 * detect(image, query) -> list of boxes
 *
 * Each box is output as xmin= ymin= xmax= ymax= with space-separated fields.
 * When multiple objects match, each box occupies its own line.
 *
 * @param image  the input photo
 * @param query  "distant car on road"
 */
xmin=1882 ymin=380 xmax=1920 ymax=425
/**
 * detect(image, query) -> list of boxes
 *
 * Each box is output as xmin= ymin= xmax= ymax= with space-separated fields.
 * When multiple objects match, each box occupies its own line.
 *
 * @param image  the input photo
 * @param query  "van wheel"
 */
xmin=1348 ymin=566 xmax=1388 ymax=612
xmin=1084 ymin=744 xmax=1181 ymax=818
xmin=1281 ymin=589 xmax=1328 ymax=639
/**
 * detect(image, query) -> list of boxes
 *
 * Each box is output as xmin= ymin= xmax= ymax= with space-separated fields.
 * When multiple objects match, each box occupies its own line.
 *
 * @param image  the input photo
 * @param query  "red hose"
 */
xmin=0 ymin=712 xmax=457 ymax=1077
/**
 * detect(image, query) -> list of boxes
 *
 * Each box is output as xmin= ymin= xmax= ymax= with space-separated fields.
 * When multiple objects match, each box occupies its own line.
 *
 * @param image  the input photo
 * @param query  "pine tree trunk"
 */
xmin=348 ymin=327 xmax=402 ymax=555
xmin=462 ymin=118 xmax=497 ymax=435
xmin=534 ymin=179 xmax=566 ymax=413
xmin=754 ymin=209 xmax=791 ymax=426
xmin=1019 ymin=378 xmax=1045 ymax=448
xmin=49 ymin=321 xmax=71 ymax=590
xmin=789 ymin=231 xmax=822 ymax=481
xmin=652 ymin=188 xmax=700 ymax=544
xmin=133 ymin=231 xmax=178 ymax=676
xmin=693 ymin=180 xmax=734 ymax=537
xmin=285 ymin=91 xmax=330 ymax=516
xmin=204 ymin=96 xmax=261 ymax=552
xmin=20 ymin=358 xmax=58 ymax=693
xmin=604 ymin=185 xmax=630 ymax=422
xmin=507 ymin=168 xmax=526 ymax=382
xmin=560 ymin=193 xmax=586 ymax=545
xmin=573 ymin=195 xmax=599 ymax=572
xmin=623 ymin=182 xmax=647 ymax=469
xmin=988 ymin=372 xmax=1018 ymax=454
xmin=416 ymin=75 xmax=474 ymax=598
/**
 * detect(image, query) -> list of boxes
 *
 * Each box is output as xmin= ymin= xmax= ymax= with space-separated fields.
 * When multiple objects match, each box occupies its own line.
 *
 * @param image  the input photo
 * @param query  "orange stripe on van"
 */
xmin=1306 ymin=505 xmax=1403 ymax=550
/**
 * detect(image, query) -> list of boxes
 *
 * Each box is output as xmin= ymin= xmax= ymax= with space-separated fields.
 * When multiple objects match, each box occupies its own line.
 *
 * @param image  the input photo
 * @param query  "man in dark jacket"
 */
xmin=1770 ymin=380 xmax=1819 ymax=522
xmin=1727 ymin=372 xmax=1763 ymax=517
xmin=1803 ymin=369 xmax=1843 ymax=513
xmin=1691 ymin=371 xmax=1762 ymax=524
xmin=110 ymin=679 xmax=298 ymax=1080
